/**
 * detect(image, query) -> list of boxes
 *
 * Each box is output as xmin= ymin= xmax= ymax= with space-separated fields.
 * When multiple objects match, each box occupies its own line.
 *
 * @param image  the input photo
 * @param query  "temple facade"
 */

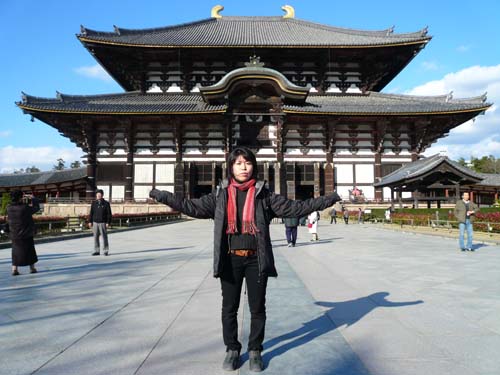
xmin=17 ymin=5 xmax=491 ymax=202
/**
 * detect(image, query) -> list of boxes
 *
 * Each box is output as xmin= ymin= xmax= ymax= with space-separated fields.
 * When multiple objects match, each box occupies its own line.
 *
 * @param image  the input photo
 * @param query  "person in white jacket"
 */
xmin=308 ymin=211 xmax=320 ymax=241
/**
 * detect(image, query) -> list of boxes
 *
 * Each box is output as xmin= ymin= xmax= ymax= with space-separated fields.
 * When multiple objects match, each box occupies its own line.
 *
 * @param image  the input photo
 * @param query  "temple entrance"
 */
xmin=295 ymin=184 xmax=314 ymax=200
xmin=193 ymin=184 xmax=212 ymax=198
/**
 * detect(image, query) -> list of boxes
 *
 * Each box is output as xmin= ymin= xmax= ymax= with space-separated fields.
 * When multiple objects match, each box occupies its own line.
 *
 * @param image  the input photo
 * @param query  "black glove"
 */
xmin=328 ymin=191 xmax=341 ymax=205
xmin=149 ymin=189 xmax=161 ymax=200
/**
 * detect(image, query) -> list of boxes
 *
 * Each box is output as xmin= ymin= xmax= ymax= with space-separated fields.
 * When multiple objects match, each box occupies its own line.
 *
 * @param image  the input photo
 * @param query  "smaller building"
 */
xmin=374 ymin=154 xmax=500 ymax=207
xmin=0 ymin=168 xmax=87 ymax=202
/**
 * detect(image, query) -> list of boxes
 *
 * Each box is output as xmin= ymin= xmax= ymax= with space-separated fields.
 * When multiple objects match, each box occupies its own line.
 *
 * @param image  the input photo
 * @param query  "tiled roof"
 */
xmin=374 ymin=155 xmax=483 ymax=187
xmin=17 ymin=91 xmax=490 ymax=116
xmin=0 ymin=168 xmax=87 ymax=188
xmin=78 ymin=17 xmax=430 ymax=47
xmin=477 ymin=173 xmax=500 ymax=187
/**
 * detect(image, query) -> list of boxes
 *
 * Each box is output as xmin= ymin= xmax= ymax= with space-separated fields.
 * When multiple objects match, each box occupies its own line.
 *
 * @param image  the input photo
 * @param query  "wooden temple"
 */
xmin=17 ymin=5 xmax=491 ymax=202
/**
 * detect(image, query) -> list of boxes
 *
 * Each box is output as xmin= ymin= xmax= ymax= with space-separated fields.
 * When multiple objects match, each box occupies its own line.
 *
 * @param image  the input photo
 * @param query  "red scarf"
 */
xmin=226 ymin=178 xmax=259 ymax=235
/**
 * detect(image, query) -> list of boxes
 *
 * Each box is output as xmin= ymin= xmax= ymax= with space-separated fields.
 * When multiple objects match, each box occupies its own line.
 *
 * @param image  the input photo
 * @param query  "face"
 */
xmin=96 ymin=192 xmax=103 ymax=200
xmin=232 ymin=155 xmax=253 ymax=183
xmin=463 ymin=192 xmax=469 ymax=201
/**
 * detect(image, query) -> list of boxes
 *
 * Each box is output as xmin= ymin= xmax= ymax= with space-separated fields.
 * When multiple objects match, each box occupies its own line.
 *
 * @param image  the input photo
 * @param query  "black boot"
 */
xmin=249 ymin=350 xmax=264 ymax=372
xmin=222 ymin=350 xmax=240 ymax=371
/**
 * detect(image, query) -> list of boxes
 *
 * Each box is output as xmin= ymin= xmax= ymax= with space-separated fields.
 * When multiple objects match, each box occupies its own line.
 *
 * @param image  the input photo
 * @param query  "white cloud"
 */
xmin=0 ymin=130 xmax=12 ymax=138
xmin=0 ymin=146 xmax=84 ymax=174
xmin=421 ymin=61 xmax=439 ymax=71
xmin=456 ymin=45 xmax=471 ymax=53
xmin=406 ymin=64 xmax=500 ymax=160
xmin=74 ymin=64 xmax=113 ymax=82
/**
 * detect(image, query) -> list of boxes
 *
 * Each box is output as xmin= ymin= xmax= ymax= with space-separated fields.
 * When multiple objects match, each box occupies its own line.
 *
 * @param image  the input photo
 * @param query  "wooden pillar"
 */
xmin=286 ymin=162 xmax=295 ymax=200
xmin=263 ymin=162 xmax=270 ymax=185
xmin=314 ymin=162 xmax=321 ymax=198
xmin=470 ymin=191 xmax=474 ymax=203
xmin=413 ymin=189 xmax=419 ymax=209
xmin=455 ymin=183 xmax=460 ymax=202
xmin=211 ymin=162 xmax=217 ymax=191
xmin=274 ymin=114 xmax=285 ymax=195
xmin=124 ymin=125 xmax=135 ymax=202
xmin=374 ymin=152 xmax=383 ymax=201
xmin=85 ymin=130 xmax=97 ymax=201
xmin=495 ymin=191 xmax=498 ymax=201
xmin=390 ymin=188 xmax=395 ymax=210
xmin=398 ymin=190 xmax=403 ymax=209
xmin=174 ymin=120 xmax=185 ymax=197
xmin=324 ymin=153 xmax=335 ymax=195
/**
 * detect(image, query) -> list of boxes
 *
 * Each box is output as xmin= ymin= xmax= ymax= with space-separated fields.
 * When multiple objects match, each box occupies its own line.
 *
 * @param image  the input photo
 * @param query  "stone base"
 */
xmin=42 ymin=203 xmax=174 ymax=217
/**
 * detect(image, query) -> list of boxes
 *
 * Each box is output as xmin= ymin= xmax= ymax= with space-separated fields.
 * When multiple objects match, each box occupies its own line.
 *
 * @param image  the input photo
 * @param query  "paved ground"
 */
xmin=1 ymin=220 xmax=500 ymax=375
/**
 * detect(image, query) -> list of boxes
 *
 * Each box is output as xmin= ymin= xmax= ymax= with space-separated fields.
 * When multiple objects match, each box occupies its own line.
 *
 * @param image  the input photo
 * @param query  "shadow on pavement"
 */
xmin=259 ymin=292 xmax=423 ymax=370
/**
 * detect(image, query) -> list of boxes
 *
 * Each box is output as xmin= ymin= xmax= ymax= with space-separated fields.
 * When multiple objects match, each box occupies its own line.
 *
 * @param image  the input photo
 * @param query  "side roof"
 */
xmin=0 ymin=168 xmax=87 ymax=188
xmin=78 ymin=16 xmax=430 ymax=48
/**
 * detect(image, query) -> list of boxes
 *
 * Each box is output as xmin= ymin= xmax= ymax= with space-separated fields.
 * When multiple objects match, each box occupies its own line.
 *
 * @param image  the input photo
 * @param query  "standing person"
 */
xmin=454 ymin=192 xmax=479 ymax=251
xmin=283 ymin=216 xmax=299 ymax=247
xmin=7 ymin=190 xmax=40 ymax=276
xmin=358 ymin=208 xmax=364 ymax=224
xmin=88 ymin=189 xmax=112 ymax=256
xmin=308 ymin=211 xmax=320 ymax=241
xmin=343 ymin=208 xmax=349 ymax=224
xmin=329 ymin=207 xmax=337 ymax=224
xmin=149 ymin=146 xmax=340 ymax=372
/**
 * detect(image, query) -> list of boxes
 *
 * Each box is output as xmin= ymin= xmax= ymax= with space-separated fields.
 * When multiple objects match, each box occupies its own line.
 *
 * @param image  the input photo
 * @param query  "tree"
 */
xmin=53 ymin=158 xmax=65 ymax=171
xmin=13 ymin=168 xmax=25 ymax=174
xmin=0 ymin=193 xmax=11 ymax=216
xmin=70 ymin=160 xmax=81 ymax=169
xmin=25 ymin=165 xmax=40 ymax=173
xmin=469 ymin=155 xmax=500 ymax=173
xmin=457 ymin=157 xmax=467 ymax=167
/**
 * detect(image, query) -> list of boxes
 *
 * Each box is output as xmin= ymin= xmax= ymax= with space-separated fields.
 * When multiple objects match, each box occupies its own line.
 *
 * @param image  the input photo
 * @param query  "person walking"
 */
xmin=283 ymin=217 xmax=299 ymax=247
xmin=357 ymin=208 xmax=364 ymax=224
xmin=329 ymin=207 xmax=337 ymax=224
xmin=454 ymin=192 xmax=479 ymax=251
xmin=149 ymin=146 xmax=340 ymax=372
xmin=308 ymin=211 xmax=320 ymax=241
xmin=7 ymin=190 xmax=40 ymax=276
xmin=88 ymin=189 xmax=112 ymax=256
xmin=343 ymin=207 xmax=349 ymax=224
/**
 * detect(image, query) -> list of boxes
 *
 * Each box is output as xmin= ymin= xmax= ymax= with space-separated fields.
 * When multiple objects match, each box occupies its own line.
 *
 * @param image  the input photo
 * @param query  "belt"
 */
xmin=230 ymin=249 xmax=257 ymax=257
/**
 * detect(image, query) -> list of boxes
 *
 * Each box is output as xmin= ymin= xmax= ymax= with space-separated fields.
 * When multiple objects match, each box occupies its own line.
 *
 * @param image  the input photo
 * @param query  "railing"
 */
xmin=370 ymin=217 xmax=500 ymax=234
xmin=0 ymin=213 xmax=182 ymax=243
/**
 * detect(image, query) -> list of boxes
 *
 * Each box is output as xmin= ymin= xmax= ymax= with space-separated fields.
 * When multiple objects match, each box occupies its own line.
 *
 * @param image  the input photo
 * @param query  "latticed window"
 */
xmin=297 ymin=164 xmax=315 ymax=182
xmin=196 ymin=163 xmax=213 ymax=182
xmin=381 ymin=164 xmax=403 ymax=177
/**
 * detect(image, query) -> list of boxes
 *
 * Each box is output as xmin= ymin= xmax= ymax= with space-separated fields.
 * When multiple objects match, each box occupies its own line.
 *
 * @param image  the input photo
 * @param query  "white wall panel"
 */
xmin=355 ymin=164 xmax=374 ymax=184
xmin=335 ymin=164 xmax=353 ymax=183
xmin=155 ymin=164 xmax=175 ymax=183
xmin=134 ymin=164 xmax=154 ymax=183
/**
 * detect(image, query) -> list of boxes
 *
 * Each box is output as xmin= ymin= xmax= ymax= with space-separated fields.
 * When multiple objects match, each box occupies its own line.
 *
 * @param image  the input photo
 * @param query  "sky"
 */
xmin=1 ymin=0 xmax=499 ymax=173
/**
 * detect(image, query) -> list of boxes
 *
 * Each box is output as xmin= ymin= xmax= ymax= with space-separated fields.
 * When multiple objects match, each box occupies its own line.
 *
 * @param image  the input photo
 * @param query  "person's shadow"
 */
xmin=260 ymin=292 xmax=423 ymax=367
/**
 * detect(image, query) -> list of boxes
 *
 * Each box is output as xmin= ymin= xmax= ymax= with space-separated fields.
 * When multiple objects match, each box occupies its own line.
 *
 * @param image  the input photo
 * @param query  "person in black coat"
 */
xmin=88 ymin=189 xmax=112 ymax=256
xmin=7 ymin=190 xmax=40 ymax=276
xmin=149 ymin=146 xmax=341 ymax=372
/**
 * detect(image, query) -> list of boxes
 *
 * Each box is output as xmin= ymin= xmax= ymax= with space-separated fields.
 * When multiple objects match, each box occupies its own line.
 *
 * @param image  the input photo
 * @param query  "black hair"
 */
xmin=227 ymin=146 xmax=258 ymax=181
xmin=10 ymin=190 xmax=23 ymax=203
xmin=96 ymin=189 xmax=104 ymax=196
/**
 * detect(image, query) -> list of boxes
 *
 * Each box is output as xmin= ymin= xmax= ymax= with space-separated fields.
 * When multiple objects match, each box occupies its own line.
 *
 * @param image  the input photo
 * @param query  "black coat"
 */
xmin=7 ymin=199 xmax=40 ymax=240
xmin=7 ymin=199 xmax=40 ymax=266
xmin=89 ymin=199 xmax=112 ymax=224
xmin=150 ymin=181 xmax=340 ymax=278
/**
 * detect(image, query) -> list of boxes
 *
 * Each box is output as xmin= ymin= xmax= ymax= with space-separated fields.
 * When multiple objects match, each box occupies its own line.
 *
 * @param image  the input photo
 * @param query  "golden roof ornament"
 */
xmin=245 ymin=55 xmax=265 ymax=67
xmin=211 ymin=5 xmax=224 ymax=18
xmin=281 ymin=5 xmax=295 ymax=18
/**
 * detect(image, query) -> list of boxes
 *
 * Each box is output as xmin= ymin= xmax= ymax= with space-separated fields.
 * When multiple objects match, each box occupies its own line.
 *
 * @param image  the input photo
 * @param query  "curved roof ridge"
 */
xmin=79 ymin=16 xmax=431 ymax=41
xmin=369 ymin=91 xmax=449 ymax=101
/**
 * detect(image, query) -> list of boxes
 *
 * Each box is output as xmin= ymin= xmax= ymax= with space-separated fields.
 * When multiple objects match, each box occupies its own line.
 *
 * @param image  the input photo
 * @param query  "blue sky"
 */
xmin=1 ymin=0 xmax=499 ymax=172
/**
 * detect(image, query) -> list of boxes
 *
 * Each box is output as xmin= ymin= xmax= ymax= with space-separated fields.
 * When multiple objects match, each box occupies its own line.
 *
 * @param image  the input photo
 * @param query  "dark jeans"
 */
xmin=220 ymin=254 xmax=268 ymax=352
xmin=330 ymin=216 xmax=336 ymax=224
xmin=285 ymin=226 xmax=298 ymax=245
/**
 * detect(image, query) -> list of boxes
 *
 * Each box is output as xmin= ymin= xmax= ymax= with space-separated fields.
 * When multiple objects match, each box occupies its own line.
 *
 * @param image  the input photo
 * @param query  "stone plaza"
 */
xmin=1 ymin=220 xmax=500 ymax=375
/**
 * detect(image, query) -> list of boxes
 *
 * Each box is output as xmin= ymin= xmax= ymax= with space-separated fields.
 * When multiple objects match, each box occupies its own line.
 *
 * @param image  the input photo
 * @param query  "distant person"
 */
xmin=283 ymin=217 xmax=299 ymax=247
xmin=88 ymin=189 xmax=112 ymax=256
xmin=454 ymin=192 xmax=479 ymax=251
xmin=343 ymin=208 xmax=349 ymax=224
xmin=358 ymin=208 xmax=364 ymax=224
xmin=149 ymin=146 xmax=340 ymax=372
xmin=385 ymin=208 xmax=391 ymax=222
xmin=7 ymin=190 xmax=40 ymax=276
xmin=308 ymin=211 xmax=320 ymax=241
xmin=329 ymin=207 xmax=337 ymax=224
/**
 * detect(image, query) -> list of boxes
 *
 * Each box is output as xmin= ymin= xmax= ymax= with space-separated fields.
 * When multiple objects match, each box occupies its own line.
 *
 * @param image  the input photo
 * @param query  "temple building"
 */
xmin=17 ymin=5 xmax=491 ymax=202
